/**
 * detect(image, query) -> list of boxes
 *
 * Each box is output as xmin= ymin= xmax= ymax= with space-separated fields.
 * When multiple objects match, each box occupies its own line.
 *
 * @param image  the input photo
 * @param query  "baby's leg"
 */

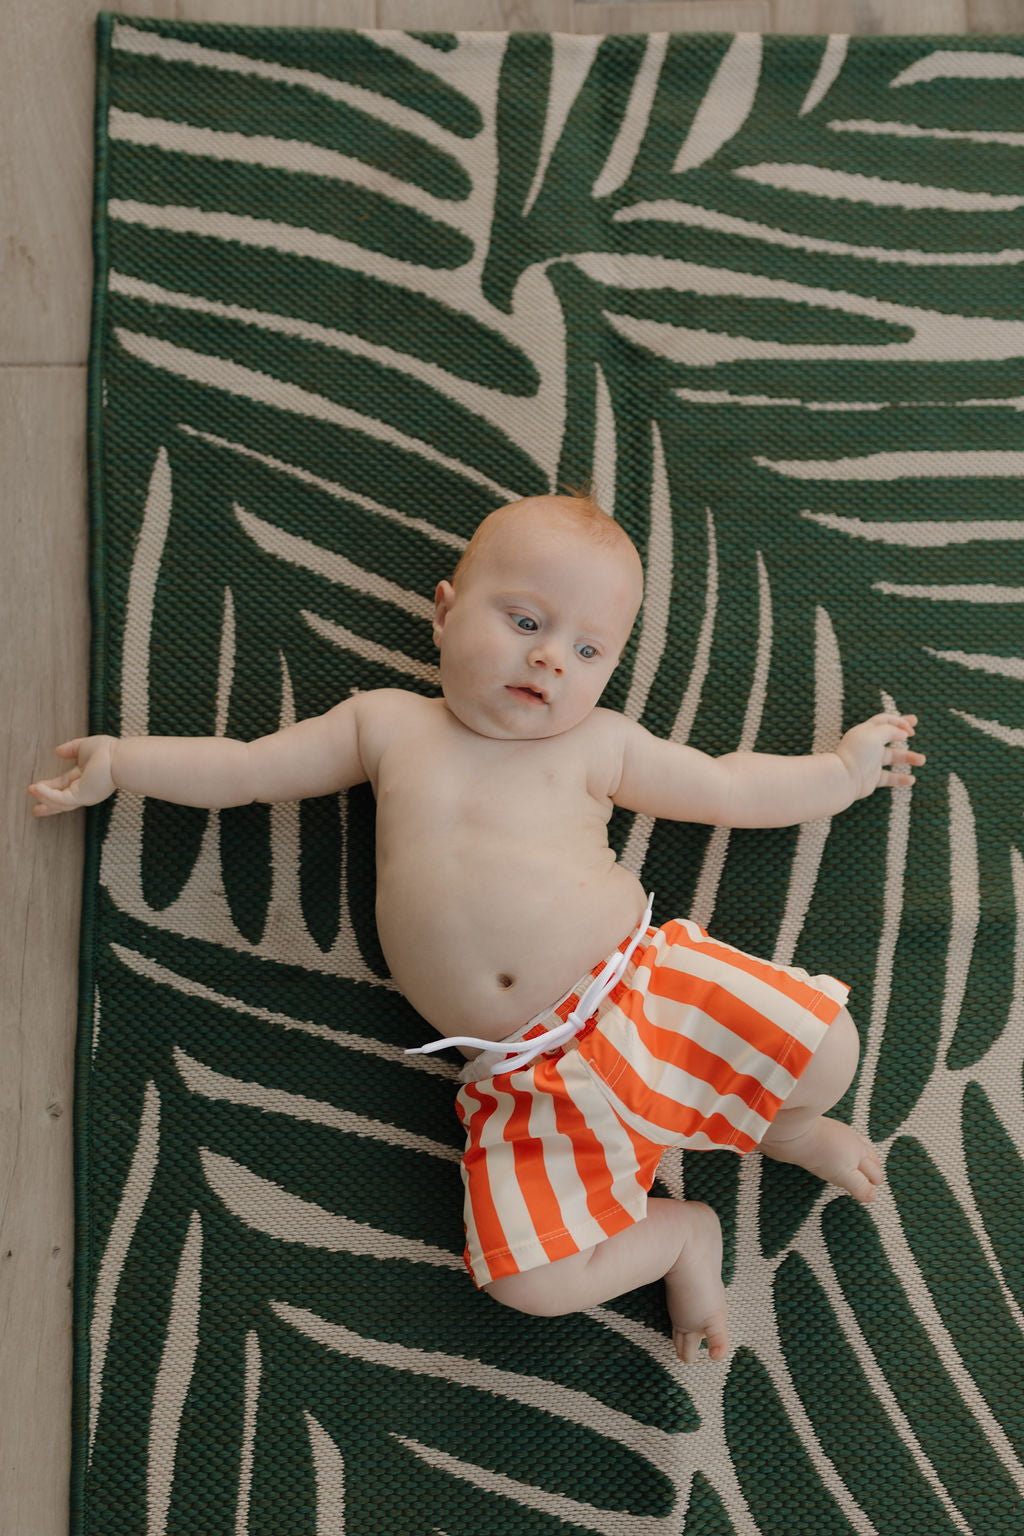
xmin=485 ymin=1198 xmax=729 ymax=1364
xmin=759 ymin=1008 xmax=883 ymax=1202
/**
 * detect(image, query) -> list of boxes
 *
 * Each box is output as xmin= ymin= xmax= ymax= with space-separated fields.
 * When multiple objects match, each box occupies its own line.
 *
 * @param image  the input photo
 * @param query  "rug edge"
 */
xmin=70 ymin=13 xmax=115 ymax=1535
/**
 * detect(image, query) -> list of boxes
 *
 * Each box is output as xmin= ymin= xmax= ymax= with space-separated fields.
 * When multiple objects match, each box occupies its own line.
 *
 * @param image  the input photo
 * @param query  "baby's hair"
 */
xmin=452 ymin=487 xmax=640 ymax=587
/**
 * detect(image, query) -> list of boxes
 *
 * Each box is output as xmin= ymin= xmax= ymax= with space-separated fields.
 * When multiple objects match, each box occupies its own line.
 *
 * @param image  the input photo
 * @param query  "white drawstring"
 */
xmin=405 ymin=893 xmax=654 ymax=1074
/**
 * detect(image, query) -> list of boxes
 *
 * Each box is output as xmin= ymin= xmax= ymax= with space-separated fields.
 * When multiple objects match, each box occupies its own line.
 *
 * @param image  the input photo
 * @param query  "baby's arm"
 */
xmin=28 ymin=696 xmax=368 ymax=817
xmin=612 ymin=712 xmax=925 ymax=828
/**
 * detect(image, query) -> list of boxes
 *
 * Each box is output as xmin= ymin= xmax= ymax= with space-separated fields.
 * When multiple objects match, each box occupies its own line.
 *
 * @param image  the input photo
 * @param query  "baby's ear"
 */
xmin=432 ymin=580 xmax=455 ymax=646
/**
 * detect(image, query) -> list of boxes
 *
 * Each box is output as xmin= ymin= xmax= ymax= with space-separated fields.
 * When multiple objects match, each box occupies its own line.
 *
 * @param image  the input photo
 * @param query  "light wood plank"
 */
xmin=0 ymin=0 xmax=177 ymax=368
xmin=0 ymin=366 xmax=90 ymax=1536
xmin=179 ymin=0 xmax=373 ymax=23
xmin=378 ymin=0 xmax=574 ymax=26
xmin=967 ymin=0 xmax=1024 ymax=27
xmin=770 ymin=0 xmax=967 ymax=30
xmin=574 ymin=1 xmax=770 ymax=32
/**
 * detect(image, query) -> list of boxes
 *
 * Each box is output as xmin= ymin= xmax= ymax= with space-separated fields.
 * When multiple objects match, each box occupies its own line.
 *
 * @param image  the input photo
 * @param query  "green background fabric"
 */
xmin=79 ymin=15 xmax=1024 ymax=1532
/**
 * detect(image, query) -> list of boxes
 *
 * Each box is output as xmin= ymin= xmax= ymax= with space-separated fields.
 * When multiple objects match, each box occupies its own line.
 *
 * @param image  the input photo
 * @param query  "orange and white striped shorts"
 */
xmin=454 ymin=918 xmax=849 ymax=1287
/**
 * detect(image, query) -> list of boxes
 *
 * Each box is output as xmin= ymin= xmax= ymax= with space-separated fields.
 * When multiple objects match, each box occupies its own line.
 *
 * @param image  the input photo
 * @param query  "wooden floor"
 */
xmin=3 ymin=0 xmax=1022 ymax=1530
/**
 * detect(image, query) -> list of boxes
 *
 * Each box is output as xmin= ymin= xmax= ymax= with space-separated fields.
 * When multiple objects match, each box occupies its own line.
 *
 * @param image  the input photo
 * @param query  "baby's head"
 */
xmin=433 ymin=492 xmax=644 ymax=740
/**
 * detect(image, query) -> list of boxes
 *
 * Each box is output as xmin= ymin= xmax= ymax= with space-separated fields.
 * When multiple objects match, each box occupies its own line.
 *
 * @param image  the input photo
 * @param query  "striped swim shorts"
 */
xmin=454 ymin=917 xmax=849 ymax=1287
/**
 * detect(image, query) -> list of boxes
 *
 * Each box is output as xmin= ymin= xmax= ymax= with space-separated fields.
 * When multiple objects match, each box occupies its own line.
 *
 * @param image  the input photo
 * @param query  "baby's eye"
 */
xmin=575 ymin=643 xmax=599 ymax=660
xmin=511 ymin=614 xmax=538 ymax=632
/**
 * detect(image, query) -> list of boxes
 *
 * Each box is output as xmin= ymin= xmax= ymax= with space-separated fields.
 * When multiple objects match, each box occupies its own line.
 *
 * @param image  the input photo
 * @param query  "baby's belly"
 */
xmin=376 ymin=859 xmax=648 ymax=1042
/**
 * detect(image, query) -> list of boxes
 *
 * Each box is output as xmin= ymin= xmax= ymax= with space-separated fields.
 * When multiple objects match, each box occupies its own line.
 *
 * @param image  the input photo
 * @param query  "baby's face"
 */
xmin=433 ymin=515 xmax=642 ymax=740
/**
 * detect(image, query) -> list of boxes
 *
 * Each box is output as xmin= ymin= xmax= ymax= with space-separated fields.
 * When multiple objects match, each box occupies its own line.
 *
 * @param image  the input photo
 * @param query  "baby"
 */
xmin=30 ymin=493 xmax=924 ymax=1363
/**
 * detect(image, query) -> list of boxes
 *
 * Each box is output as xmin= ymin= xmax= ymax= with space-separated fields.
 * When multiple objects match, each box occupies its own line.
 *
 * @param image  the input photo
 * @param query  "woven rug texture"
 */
xmin=79 ymin=15 xmax=1024 ymax=1534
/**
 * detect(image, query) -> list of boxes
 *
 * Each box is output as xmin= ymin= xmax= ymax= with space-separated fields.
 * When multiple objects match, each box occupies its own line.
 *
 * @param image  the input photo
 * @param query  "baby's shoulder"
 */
xmin=350 ymin=688 xmax=443 ymax=780
xmin=584 ymin=707 xmax=659 ymax=754
xmin=353 ymin=687 xmax=440 ymax=740
xmin=575 ymin=707 xmax=634 ymax=791
xmin=583 ymin=706 xmax=633 ymax=749
xmin=354 ymin=686 xmax=427 ymax=712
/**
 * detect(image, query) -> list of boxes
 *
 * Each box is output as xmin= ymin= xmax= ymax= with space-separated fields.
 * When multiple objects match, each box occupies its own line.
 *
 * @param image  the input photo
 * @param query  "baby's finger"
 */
xmin=29 ymin=779 xmax=78 ymax=807
xmin=31 ymin=798 xmax=66 ymax=818
xmin=885 ymin=748 xmax=926 ymax=768
xmin=880 ymin=768 xmax=915 ymax=789
xmin=869 ymin=711 xmax=915 ymax=727
xmin=29 ymin=783 xmax=61 ymax=805
xmin=862 ymin=717 xmax=913 ymax=746
xmin=32 ymin=768 xmax=80 ymax=794
xmin=55 ymin=739 xmax=83 ymax=758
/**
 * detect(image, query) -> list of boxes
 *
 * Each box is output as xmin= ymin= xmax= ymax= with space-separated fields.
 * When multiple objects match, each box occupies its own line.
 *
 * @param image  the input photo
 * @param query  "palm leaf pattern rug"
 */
xmin=78 ymin=14 xmax=1024 ymax=1533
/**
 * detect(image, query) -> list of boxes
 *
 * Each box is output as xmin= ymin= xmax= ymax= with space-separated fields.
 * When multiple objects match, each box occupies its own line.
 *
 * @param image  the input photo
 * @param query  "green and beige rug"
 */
xmin=78 ymin=14 xmax=1024 ymax=1532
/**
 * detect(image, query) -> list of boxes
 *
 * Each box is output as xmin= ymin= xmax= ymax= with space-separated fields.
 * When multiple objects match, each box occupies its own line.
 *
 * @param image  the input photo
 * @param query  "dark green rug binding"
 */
xmin=76 ymin=15 xmax=1024 ymax=1533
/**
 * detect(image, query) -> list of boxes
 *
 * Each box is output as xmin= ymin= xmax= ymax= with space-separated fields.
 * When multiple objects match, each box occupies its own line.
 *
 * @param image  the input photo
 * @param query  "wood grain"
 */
xmin=378 ymin=0 xmax=573 ymax=27
xmin=1 ymin=0 xmax=178 ymax=366
xmin=178 ymin=0 xmax=373 ymax=24
xmin=574 ymin=1 xmax=771 ymax=31
xmin=770 ymin=0 xmax=968 ymax=31
xmin=0 ymin=366 xmax=89 ymax=1536
xmin=966 ymin=0 xmax=1024 ymax=28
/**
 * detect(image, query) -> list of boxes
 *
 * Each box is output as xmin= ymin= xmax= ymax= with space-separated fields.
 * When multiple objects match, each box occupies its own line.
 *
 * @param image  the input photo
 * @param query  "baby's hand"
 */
xmin=28 ymin=736 xmax=117 ymax=817
xmin=836 ymin=713 xmax=925 ymax=801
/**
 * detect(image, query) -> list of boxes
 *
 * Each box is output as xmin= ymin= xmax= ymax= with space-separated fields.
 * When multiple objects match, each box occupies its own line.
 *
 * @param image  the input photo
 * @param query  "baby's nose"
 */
xmin=529 ymin=642 xmax=564 ymax=674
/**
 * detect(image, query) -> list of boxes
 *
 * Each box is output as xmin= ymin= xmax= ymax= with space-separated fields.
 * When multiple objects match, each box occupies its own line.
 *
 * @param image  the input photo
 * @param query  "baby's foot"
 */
xmin=762 ymin=1115 xmax=883 ymax=1203
xmin=665 ymin=1202 xmax=729 ymax=1364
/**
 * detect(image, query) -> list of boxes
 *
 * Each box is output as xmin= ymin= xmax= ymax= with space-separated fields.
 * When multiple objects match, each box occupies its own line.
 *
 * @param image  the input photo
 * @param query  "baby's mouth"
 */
xmin=507 ymin=684 xmax=548 ymax=705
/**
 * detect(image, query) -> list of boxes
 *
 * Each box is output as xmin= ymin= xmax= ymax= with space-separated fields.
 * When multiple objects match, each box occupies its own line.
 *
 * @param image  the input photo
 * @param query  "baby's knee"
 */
xmin=828 ymin=1006 xmax=862 ymax=1083
xmin=809 ymin=1006 xmax=861 ymax=1105
xmin=784 ymin=1006 xmax=861 ymax=1116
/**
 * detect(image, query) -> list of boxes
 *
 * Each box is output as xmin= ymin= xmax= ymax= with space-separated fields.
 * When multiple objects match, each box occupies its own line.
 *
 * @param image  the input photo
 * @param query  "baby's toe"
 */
xmin=673 ymin=1310 xmax=729 ymax=1365
xmin=846 ymin=1152 xmax=884 ymax=1204
xmin=704 ymin=1311 xmax=730 ymax=1362
xmin=673 ymin=1329 xmax=701 ymax=1364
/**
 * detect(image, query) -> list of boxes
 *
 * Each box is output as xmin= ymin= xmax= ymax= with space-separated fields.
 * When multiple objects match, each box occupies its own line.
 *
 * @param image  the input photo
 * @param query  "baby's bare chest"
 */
xmin=380 ymin=735 xmax=606 ymax=844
